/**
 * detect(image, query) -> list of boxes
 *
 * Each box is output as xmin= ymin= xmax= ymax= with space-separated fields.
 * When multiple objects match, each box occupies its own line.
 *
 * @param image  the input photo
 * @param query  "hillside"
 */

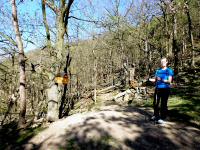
xmin=0 ymin=0 xmax=200 ymax=149
xmin=1 ymin=92 xmax=200 ymax=150
xmin=1 ymin=74 xmax=200 ymax=150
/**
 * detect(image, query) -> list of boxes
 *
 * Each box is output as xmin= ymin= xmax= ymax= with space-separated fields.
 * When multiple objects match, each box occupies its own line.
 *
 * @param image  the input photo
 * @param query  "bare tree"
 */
xmin=11 ymin=0 xmax=26 ymax=128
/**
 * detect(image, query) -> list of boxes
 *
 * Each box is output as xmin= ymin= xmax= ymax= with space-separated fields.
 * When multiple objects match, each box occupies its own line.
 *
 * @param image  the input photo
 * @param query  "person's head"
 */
xmin=160 ymin=57 xmax=168 ymax=68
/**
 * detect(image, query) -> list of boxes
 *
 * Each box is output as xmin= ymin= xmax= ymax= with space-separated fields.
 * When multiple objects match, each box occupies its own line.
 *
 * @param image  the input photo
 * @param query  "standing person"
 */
xmin=149 ymin=58 xmax=174 ymax=124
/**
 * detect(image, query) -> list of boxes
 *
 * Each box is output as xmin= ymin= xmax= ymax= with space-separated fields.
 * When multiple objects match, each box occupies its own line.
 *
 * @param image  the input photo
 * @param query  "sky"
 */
xmin=0 ymin=0 xmax=150 ymax=52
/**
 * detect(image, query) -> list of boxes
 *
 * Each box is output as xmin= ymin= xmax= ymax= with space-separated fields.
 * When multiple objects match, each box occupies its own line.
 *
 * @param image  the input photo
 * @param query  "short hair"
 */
xmin=161 ymin=57 xmax=168 ymax=62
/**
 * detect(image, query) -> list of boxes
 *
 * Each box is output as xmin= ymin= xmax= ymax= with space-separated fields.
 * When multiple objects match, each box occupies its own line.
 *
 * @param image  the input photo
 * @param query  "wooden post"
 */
xmin=93 ymin=49 xmax=97 ymax=103
xmin=129 ymin=63 xmax=135 ymax=82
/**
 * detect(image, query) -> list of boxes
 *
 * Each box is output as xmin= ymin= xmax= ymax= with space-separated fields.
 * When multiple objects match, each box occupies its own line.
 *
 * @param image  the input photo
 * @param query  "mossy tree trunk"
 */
xmin=44 ymin=0 xmax=74 ymax=122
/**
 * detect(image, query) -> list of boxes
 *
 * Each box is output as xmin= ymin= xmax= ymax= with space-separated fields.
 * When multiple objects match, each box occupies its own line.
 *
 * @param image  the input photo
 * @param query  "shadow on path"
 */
xmin=24 ymin=105 xmax=200 ymax=150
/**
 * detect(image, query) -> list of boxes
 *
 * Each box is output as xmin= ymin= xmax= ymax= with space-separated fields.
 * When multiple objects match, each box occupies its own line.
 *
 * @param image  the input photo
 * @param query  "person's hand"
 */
xmin=156 ymin=77 xmax=162 ymax=81
xmin=149 ymin=78 xmax=156 ymax=82
xmin=163 ymin=79 xmax=170 ymax=83
xmin=163 ymin=79 xmax=167 ymax=82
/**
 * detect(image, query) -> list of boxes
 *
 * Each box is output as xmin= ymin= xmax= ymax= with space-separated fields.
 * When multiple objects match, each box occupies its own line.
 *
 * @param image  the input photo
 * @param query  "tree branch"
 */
xmin=68 ymin=16 xmax=99 ymax=24
xmin=64 ymin=0 xmax=74 ymax=12
xmin=124 ymin=0 xmax=134 ymax=17
xmin=64 ymin=0 xmax=74 ymax=27
xmin=0 ymin=32 xmax=17 ymax=47
xmin=0 ymin=40 xmax=8 ymax=43
xmin=0 ymin=52 xmax=11 ymax=56
xmin=45 ymin=0 xmax=59 ymax=14
xmin=42 ymin=0 xmax=51 ymax=47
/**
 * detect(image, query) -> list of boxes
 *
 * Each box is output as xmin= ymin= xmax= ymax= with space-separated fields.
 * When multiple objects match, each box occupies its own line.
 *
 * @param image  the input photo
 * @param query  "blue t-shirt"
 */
xmin=155 ymin=67 xmax=174 ymax=89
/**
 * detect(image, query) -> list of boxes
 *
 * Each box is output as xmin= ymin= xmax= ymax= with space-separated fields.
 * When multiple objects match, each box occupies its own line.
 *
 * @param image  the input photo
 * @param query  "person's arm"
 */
xmin=149 ymin=78 xmax=156 ymax=82
xmin=163 ymin=76 xmax=172 ymax=84
xmin=149 ymin=70 xmax=159 ymax=83
xmin=163 ymin=68 xmax=174 ymax=84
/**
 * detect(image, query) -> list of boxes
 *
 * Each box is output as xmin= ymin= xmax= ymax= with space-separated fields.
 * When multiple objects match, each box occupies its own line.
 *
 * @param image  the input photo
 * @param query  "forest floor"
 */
xmin=1 ymin=76 xmax=200 ymax=150
xmin=20 ymin=89 xmax=200 ymax=150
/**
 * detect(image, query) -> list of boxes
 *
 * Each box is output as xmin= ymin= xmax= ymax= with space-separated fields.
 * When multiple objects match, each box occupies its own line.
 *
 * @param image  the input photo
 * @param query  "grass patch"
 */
xmin=131 ymin=87 xmax=200 ymax=128
xmin=168 ymin=95 xmax=200 ymax=127
xmin=16 ymin=126 xmax=44 ymax=144
xmin=130 ymin=98 xmax=153 ymax=108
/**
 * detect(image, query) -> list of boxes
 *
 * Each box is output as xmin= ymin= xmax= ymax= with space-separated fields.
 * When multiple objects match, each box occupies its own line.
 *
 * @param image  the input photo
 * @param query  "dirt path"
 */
xmin=24 ymin=103 xmax=200 ymax=150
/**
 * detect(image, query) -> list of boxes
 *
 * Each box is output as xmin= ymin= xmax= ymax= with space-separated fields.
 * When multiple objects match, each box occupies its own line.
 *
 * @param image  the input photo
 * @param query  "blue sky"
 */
xmin=0 ymin=0 xmax=150 ymax=52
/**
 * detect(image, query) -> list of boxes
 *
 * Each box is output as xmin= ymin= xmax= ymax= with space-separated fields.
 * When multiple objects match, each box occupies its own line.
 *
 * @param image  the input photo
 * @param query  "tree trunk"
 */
xmin=185 ymin=0 xmax=195 ymax=66
xmin=42 ymin=0 xmax=51 ymax=48
xmin=47 ymin=15 xmax=66 ymax=122
xmin=11 ymin=0 xmax=26 ymax=128
xmin=47 ymin=84 xmax=59 ymax=122
xmin=56 ymin=15 xmax=65 ymax=65
xmin=46 ymin=11 xmax=67 ymax=122
xmin=129 ymin=64 xmax=135 ymax=82
xmin=172 ymin=10 xmax=179 ymax=76
xmin=161 ymin=2 xmax=168 ymax=56
xmin=44 ymin=0 xmax=74 ymax=122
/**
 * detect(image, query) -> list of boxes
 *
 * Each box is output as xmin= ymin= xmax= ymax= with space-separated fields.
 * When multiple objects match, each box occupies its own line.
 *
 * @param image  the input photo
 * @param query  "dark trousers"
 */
xmin=153 ymin=88 xmax=170 ymax=120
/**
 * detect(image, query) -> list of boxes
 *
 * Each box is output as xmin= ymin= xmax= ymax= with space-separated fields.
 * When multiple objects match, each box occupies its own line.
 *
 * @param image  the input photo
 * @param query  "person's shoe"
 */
xmin=157 ymin=119 xmax=165 ymax=124
xmin=150 ymin=116 xmax=156 ymax=121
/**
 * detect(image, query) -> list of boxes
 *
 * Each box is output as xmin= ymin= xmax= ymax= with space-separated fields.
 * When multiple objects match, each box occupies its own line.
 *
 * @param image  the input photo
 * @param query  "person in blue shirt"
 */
xmin=149 ymin=58 xmax=174 ymax=124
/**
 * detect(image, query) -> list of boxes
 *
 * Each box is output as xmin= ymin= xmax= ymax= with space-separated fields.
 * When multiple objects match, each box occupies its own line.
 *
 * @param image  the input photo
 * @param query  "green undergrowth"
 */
xmin=69 ymin=97 xmax=101 ymax=115
xmin=131 ymin=85 xmax=200 ymax=128
xmin=168 ymin=94 xmax=200 ymax=127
